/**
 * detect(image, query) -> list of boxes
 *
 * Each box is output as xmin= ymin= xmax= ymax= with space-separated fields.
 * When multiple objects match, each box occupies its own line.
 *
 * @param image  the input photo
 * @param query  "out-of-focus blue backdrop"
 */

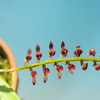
xmin=0 ymin=0 xmax=100 ymax=100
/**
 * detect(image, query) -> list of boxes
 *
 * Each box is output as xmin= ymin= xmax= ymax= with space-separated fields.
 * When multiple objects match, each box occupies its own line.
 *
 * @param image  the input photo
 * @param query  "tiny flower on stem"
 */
xmin=56 ymin=65 xmax=64 ymax=79
xmin=74 ymin=46 xmax=83 ymax=57
xmin=67 ymin=63 xmax=76 ymax=74
xmin=88 ymin=48 xmax=95 ymax=57
xmin=36 ymin=44 xmax=42 ymax=63
xmin=30 ymin=70 xmax=37 ymax=85
xmin=48 ymin=41 xmax=56 ymax=60
xmin=94 ymin=64 xmax=100 ymax=71
xmin=60 ymin=41 xmax=68 ymax=58
xmin=24 ymin=49 xmax=32 ymax=65
xmin=42 ymin=65 xmax=50 ymax=83
xmin=81 ymin=63 xmax=88 ymax=70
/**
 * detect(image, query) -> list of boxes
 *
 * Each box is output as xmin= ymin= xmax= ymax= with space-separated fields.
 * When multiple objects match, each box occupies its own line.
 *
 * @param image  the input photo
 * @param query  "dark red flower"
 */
xmin=89 ymin=48 xmax=95 ymax=56
xmin=82 ymin=63 xmax=88 ymax=70
xmin=56 ymin=65 xmax=64 ymax=71
xmin=95 ymin=64 xmax=100 ymax=70
xmin=31 ymin=70 xmax=37 ymax=76
xmin=27 ymin=49 xmax=32 ymax=55
xmin=61 ymin=49 xmax=68 ymax=57
xmin=26 ymin=55 xmax=32 ymax=61
xmin=43 ymin=68 xmax=50 ymax=73
xmin=49 ymin=50 xmax=56 ymax=56
xmin=42 ymin=68 xmax=50 ymax=83
xmin=36 ymin=53 xmax=42 ymax=59
xmin=36 ymin=44 xmax=42 ymax=60
xmin=49 ymin=41 xmax=56 ymax=57
xmin=67 ymin=63 xmax=76 ymax=74
xmin=68 ymin=63 xmax=76 ymax=70
xmin=74 ymin=46 xmax=83 ymax=57
xmin=30 ymin=70 xmax=37 ymax=85
xmin=61 ymin=41 xmax=68 ymax=57
xmin=56 ymin=65 xmax=64 ymax=79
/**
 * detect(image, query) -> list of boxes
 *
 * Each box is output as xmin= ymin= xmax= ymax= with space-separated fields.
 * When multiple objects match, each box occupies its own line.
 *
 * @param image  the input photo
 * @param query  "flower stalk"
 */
xmin=0 ymin=57 xmax=100 ymax=73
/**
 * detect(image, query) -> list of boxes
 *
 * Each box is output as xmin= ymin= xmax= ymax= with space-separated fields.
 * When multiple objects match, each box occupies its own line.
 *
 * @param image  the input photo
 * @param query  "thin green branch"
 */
xmin=1 ymin=57 xmax=100 ymax=73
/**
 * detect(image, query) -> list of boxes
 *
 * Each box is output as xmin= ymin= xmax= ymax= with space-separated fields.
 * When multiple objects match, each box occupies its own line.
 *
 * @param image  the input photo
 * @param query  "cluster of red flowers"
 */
xmin=24 ymin=41 xmax=99 ymax=85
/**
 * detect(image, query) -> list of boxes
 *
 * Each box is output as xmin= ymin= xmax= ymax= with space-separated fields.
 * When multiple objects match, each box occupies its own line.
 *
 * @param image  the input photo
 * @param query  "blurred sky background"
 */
xmin=0 ymin=0 xmax=100 ymax=100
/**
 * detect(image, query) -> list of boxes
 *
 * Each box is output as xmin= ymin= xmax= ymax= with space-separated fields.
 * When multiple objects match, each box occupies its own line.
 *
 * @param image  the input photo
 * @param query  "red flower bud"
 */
xmin=61 ymin=49 xmax=68 ymax=57
xmin=68 ymin=63 xmax=76 ymax=70
xmin=49 ymin=41 xmax=53 ymax=50
xmin=82 ymin=63 xmax=88 ymax=70
xmin=56 ymin=65 xmax=64 ymax=79
xmin=95 ymin=64 xmax=100 ymax=70
xmin=30 ymin=70 xmax=37 ymax=85
xmin=61 ymin=41 xmax=65 ymax=49
xmin=43 ymin=68 xmax=50 ymax=83
xmin=43 ymin=68 xmax=50 ymax=73
xmin=89 ymin=48 xmax=95 ymax=56
xmin=31 ymin=70 xmax=37 ymax=76
xmin=56 ymin=65 xmax=64 ymax=71
xmin=36 ymin=53 xmax=42 ymax=59
xmin=49 ymin=50 xmax=56 ymax=56
xmin=74 ymin=46 xmax=83 ymax=57
xmin=26 ymin=55 xmax=32 ymax=61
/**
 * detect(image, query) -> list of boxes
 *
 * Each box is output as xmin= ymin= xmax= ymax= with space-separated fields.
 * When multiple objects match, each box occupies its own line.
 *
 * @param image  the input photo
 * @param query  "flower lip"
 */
xmin=36 ymin=53 xmax=42 ymax=59
xmin=43 ymin=68 xmax=50 ymax=73
xmin=49 ymin=50 xmax=56 ymax=56
xmin=26 ymin=55 xmax=32 ymax=61
xmin=31 ymin=70 xmax=37 ymax=76
xmin=61 ymin=49 xmax=68 ymax=56
xmin=68 ymin=63 xmax=76 ymax=69
xmin=56 ymin=65 xmax=64 ymax=71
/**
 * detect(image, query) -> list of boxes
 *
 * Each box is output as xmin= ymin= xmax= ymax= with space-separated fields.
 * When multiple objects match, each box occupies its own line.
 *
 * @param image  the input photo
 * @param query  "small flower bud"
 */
xmin=36 ymin=53 xmax=42 ymax=59
xmin=94 ymin=64 xmax=100 ymax=70
xmin=30 ymin=70 xmax=37 ymax=85
xmin=89 ymin=48 xmax=95 ymax=56
xmin=61 ymin=41 xmax=65 ymax=49
xmin=36 ymin=44 xmax=40 ymax=53
xmin=81 ymin=63 xmax=88 ymax=70
xmin=49 ymin=50 xmax=56 ymax=56
xmin=74 ymin=46 xmax=83 ymax=57
xmin=27 ymin=49 xmax=32 ymax=55
xmin=49 ymin=41 xmax=53 ymax=50
xmin=26 ymin=55 xmax=32 ymax=61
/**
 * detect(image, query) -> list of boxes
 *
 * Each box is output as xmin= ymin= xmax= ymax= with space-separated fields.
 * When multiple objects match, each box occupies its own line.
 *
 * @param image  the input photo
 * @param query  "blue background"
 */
xmin=0 ymin=0 xmax=100 ymax=100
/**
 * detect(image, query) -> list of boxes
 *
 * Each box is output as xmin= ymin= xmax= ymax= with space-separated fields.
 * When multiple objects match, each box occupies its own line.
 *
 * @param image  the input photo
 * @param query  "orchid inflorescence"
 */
xmin=24 ymin=41 xmax=99 ymax=85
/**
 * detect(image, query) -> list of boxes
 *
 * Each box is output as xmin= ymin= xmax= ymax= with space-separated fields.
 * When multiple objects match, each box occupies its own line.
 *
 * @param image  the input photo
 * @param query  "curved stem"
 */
xmin=0 ymin=57 xmax=100 ymax=73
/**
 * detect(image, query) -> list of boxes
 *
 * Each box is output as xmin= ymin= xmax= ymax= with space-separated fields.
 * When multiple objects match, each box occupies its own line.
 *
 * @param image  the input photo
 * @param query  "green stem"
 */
xmin=1 ymin=57 xmax=100 ymax=72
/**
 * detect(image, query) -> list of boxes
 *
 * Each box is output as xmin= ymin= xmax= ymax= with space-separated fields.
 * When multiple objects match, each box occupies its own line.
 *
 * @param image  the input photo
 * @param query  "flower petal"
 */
xmin=49 ymin=41 xmax=53 ymax=50
xmin=43 ymin=73 xmax=48 ymax=83
xmin=61 ymin=41 xmax=65 ymax=49
xmin=27 ymin=49 xmax=32 ymax=55
xmin=32 ymin=76 xmax=36 ymax=85
xmin=36 ymin=44 xmax=40 ymax=53
xmin=57 ymin=70 xmax=62 ymax=79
